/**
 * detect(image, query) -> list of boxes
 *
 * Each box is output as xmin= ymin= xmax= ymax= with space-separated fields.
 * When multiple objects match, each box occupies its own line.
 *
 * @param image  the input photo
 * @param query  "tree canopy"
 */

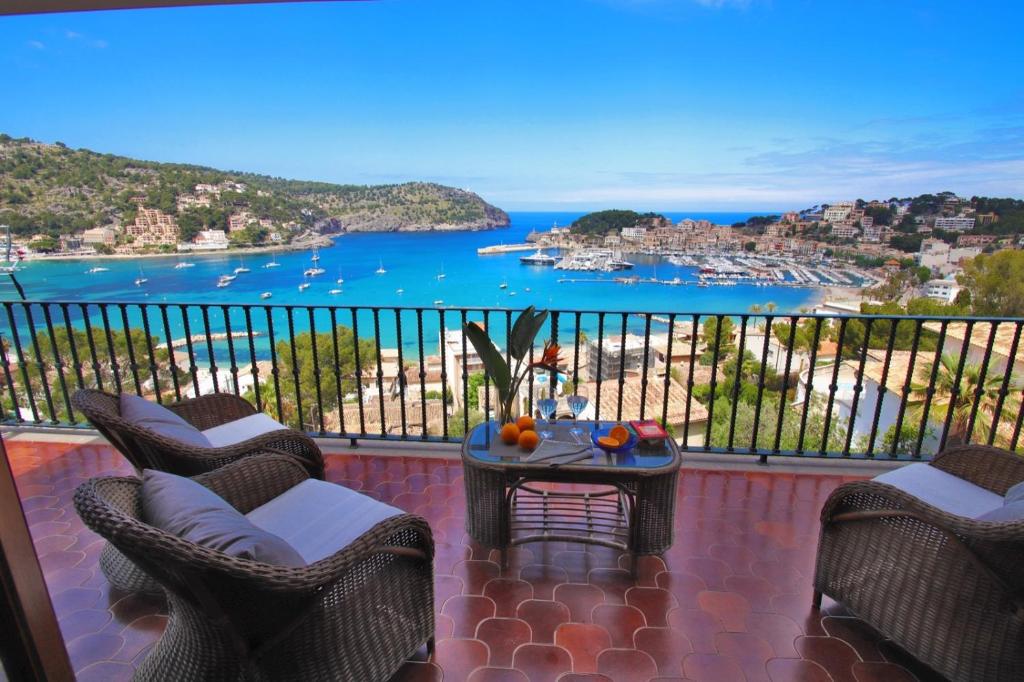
xmin=958 ymin=250 xmax=1024 ymax=316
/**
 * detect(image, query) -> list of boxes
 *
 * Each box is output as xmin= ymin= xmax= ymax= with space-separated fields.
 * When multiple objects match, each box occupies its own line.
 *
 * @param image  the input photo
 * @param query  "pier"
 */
xmin=476 ymin=243 xmax=540 ymax=255
xmin=158 ymin=331 xmax=262 ymax=350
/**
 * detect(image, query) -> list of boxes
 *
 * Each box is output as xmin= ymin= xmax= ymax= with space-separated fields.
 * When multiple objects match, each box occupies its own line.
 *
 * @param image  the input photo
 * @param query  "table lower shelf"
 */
xmin=509 ymin=482 xmax=632 ymax=551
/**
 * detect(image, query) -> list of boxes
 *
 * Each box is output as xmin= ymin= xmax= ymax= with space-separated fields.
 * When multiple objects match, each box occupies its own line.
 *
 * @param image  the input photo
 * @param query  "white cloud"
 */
xmin=26 ymin=40 xmax=45 ymax=50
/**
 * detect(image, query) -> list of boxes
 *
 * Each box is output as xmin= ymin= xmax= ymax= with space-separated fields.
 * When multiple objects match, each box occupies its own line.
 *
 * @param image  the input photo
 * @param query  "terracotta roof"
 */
xmin=923 ymin=321 xmax=1022 ymax=363
xmin=581 ymin=376 xmax=708 ymax=425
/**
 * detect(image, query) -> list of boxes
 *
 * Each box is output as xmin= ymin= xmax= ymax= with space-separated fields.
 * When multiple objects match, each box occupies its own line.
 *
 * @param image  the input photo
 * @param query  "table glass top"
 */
xmin=464 ymin=421 xmax=678 ymax=470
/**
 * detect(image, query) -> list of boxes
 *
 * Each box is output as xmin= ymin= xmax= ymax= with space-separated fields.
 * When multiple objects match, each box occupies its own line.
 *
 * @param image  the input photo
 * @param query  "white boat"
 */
xmin=437 ymin=265 xmax=446 ymax=280
xmin=217 ymin=280 xmax=231 ymax=288
xmin=134 ymin=267 xmax=148 ymax=286
xmin=329 ymin=289 xmax=342 ymax=295
xmin=396 ymin=288 xmax=404 ymax=295
xmin=499 ymin=280 xmax=508 ymax=289
xmin=434 ymin=299 xmax=444 ymax=305
xmin=263 ymin=254 xmax=281 ymax=269
xmin=86 ymin=266 xmax=109 ymax=274
xmin=234 ymin=264 xmax=250 ymax=274
xmin=336 ymin=269 xmax=344 ymax=285
xmin=375 ymin=259 xmax=387 ymax=275
xmin=520 ymin=250 xmax=559 ymax=266
xmin=304 ymin=267 xmax=326 ymax=277
xmin=311 ymin=247 xmax=320 ymax=262
xmin=174 ymin=260 xmax=194 ymax=269
xmin=298 ymin=282 xmax=310 ymax=291
xmin=219 ymin=274 xmax=237 ymax=282
xmin=509 ymin=291 xmax=517 ymax=296
xmin=260 ymin=292 xmax=272 ymax=299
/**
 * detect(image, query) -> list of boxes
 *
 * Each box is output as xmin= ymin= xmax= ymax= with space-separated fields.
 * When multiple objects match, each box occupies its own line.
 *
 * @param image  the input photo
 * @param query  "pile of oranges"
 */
xmin=596 ymin=424 xmax=631 ymax=450
xmin=500 ymin=415 xmax=540 ymax=451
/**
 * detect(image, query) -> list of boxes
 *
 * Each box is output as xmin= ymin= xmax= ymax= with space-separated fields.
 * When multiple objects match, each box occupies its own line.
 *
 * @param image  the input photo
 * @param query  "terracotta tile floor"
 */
xmin=9 ymin=438 xmax=947 ymax=682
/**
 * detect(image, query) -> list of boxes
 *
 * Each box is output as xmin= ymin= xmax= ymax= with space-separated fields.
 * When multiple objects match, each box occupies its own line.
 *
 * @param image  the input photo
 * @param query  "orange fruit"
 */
xmin=609 ymin=424 xmax=630 ymax=445
xmin=518 ymin=429 xmax=540 ymax=451
xmin=597 ymin=435 xmax=620 ymax=449
xmin=516 ymin=415 xmax=536 ymax=432
xmin=500 ymin=422 xmax=521 ymax=445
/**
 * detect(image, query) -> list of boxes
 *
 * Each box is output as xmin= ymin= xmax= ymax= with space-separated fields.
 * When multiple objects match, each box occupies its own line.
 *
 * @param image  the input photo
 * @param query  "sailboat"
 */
xmin=375 ymin=259 xmax=387 ymax=275
xmin=310 ymin=246 xmax=321 ymax=262
xmin=86 ymin=266 xmax=109 ymax=274
xmin=174 ymin=258 xmax=194 ymax=270
xmin=436 ymin=265 xmax=446 ymax=280
xmin=298 ymin=270 xmax=310 ymax=291
xmin=336 ymin=268 xmax=344 ymax=285
xmin=233 ymin=257 xmax=250 ymax=274
xmin=328 ymin=288 xmax=342 ymax=295
xmin=260 ymin=291 xmax=272 ymax=299
xmin=263 ymin=253 xmax=281 ymax=269
xmin=134 ymin=266 xmax=149 ymax=286
xmin=498 ymin=279 xmax=508 ymax=289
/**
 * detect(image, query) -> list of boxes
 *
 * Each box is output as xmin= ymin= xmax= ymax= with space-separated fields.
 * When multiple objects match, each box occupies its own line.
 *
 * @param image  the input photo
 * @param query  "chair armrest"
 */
xmin=820 ymin=479 xmax=1024 ymax=611
xmin=192 ymin=453 xmax=310 ymax=513
xmin=930 ymin=444 xmax=1024 ymax=495
xmin=165 ymin=393 xmax=257 ymax=430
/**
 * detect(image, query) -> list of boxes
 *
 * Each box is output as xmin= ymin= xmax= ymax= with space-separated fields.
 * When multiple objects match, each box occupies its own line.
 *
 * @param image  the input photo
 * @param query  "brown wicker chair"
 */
xmin=74 ymin=453 xmax=435 ymax=682
xmin=72 ymin=388 xmax=324 ymax=478
xmin=814 ymin=444 xmax=1024 ymax=682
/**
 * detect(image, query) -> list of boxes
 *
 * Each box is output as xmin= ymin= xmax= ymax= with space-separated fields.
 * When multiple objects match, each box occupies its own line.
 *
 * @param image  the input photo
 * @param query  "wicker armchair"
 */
xmin=74 ymin=454 xmax=435 ymax=682
xmin=72 ymin=388 xmax=324 ymax=478
xmin=814 ymin=444 xmax=1024 ymax=682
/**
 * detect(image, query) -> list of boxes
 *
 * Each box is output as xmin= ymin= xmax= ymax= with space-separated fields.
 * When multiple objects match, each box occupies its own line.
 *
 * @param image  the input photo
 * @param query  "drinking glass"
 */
xmin=566 ymin=386 xmax=589 ymax=437
xmin=536 ymin=398 xmax=557 ymax=438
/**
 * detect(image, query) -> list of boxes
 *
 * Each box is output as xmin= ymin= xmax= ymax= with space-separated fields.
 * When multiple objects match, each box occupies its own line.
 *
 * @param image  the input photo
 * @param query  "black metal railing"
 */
xmin=0 ymin=299 xmax=1021 ymax=460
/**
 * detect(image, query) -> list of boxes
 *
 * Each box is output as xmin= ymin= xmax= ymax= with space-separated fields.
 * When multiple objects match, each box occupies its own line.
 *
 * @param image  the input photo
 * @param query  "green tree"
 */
xmin=448 ymin=409 xmax=485 ymax=438
xmin=465 ymin=371 xmax=486 ymax=410
xmin=260 ymin=324 xmax=377 ymax=429
xmin=959 ymin=250 xmax=1024 ymax=316
xmin=700 ymin=316 xmax=736 ymax=364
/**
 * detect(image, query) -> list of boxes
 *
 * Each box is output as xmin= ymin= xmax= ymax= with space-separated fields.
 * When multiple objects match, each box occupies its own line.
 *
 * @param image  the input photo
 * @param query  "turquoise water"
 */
xmin=4 ymin=211 xmax=816 ymax=359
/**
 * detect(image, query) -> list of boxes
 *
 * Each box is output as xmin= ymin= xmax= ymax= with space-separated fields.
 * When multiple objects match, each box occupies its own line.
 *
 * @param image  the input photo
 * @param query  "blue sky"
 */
xmin=2 ymin=0 xmax=1022 ymax=210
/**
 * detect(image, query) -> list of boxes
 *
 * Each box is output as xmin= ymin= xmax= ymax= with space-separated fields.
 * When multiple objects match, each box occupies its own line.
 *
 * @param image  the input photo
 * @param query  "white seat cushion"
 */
xmin=874 ymin=463 xmax=1002 ymax=519
xmin=201 ymin=413 xmax=289 ymax=448
xmin=245 ymin=479 xmax=403 ymax=564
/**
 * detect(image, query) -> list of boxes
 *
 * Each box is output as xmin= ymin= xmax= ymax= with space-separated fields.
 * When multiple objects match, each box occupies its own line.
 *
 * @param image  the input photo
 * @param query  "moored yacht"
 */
xmin=86 ymin=266 xmax=109 ymax=274
xmin=520 ymin=250 xmax=559 ymax=266
xmin=375 ymin=259 xmax=387 ymax=275
xmin=174 ymin=260 xmax=194 ymax=269
xmin=260 ymin=291 xmax=272 ymax=299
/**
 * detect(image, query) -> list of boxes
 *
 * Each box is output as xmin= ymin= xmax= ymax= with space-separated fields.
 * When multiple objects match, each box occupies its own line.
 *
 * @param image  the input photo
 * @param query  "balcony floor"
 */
xmin=8 ymin=435 xmax=946 ymax=682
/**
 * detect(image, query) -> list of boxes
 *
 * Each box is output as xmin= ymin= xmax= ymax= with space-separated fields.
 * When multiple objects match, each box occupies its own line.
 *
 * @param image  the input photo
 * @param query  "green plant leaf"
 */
xmin=463 ymin=322 xmax=512 ymax=402
xmin=510 ymin=308 xmax=549 ymax=360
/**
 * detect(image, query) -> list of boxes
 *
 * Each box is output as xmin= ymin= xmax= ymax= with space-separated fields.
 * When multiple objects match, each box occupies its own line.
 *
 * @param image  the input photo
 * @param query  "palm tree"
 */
xmin=907 ymin=354 xmax=1020 ymax=446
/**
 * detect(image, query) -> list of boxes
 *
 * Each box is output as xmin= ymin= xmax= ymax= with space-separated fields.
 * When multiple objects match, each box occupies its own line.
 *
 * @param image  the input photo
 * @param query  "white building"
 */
xmin=934 ymin=216 xmax=976 ymax=232
xmin=862 ymin=225 xmax=884 ymax=243
xmin=621 ymin=227 xmax=647 ymax=240
xmin=178 ymin=229 xmax=229 ymax=251
xmin=922 ymin=279 xmax=962 ymax=303
xmin=831 ymin=223 xmax=859 ymax=240
xmin=81 ymin=226 xmax=116 ymax=246
xmin=823 ymin=202 xmax=854 ymax=223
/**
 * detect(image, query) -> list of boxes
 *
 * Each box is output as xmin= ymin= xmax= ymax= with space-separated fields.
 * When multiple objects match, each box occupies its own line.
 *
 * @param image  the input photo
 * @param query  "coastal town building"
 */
xmin=861 ymin=224 xmax=884 ymax=243
xmin=585 ymin=334 xmax=655 ymax=382
xmin=228 ymin=211 xmax=257 ymax=233
xmin=956 ymin=234 xmax=997 ymax=248
xmin=621 ymin=226 xmax=646 ymax=240
xmin=81 ymin=226 xmax=116 ymax=246
xmin=830 ymin=223 xmax=859 ymax=240
xmin=440 ymin=326 xmax=487 ymax=411
xmin=934 ymin=216 xmax=976 ymax=232
xmin=125 ymin=208 xmax=179 ymax=248
xmin=922 ymin=278 xmax=962 ymax=303
xmin=178 ymin=229 xmax=229 ymax=251
xmin=823 ymin=202 xmax=854 ymax=223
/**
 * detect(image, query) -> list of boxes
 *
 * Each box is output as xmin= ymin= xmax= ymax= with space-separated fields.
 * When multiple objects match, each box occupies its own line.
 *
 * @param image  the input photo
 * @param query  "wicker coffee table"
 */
xmin=462 ymin=421 xmax=681 ymax=572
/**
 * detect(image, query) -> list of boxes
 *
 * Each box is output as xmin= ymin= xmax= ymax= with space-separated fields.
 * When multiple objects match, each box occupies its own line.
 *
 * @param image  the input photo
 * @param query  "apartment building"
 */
xmin=125 ymin=208 xmax=179 ymax=248
xmin=933 ymin=216 xmax=976 ymax=232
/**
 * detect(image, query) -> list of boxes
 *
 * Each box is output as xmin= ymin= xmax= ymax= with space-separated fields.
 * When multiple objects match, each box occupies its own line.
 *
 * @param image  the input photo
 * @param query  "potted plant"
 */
xmin=463 ymin=306 xmax=563 ymax=425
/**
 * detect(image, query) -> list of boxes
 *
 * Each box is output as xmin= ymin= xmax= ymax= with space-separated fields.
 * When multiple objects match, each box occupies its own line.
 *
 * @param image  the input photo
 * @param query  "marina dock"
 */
xmin=158 ymin=331 xmax=262 ymax=350
xmin=477 ymin=243 xmax=540 ymax=255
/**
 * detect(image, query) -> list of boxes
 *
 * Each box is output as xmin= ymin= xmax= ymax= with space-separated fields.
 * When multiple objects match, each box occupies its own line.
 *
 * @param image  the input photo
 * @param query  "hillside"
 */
xmin=0 ymin=134 xmax=509 ymax=238
xmin=570 ymin=209 xmax=669 ymax=236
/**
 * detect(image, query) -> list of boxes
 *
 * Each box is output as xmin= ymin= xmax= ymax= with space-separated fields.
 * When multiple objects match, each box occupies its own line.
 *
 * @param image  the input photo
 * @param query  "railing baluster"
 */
xmin=99 ymin=304 xmax=122 ymax=394
xmin=639 ymin=313 xmax=652 ymax=421
xmin=119 ymin=305 xmax=143 ymax=396
xmin=394 ymin=309 xmax=408 ymax=439
xmin=159 ymin=305 xmax=182 ymax=402
xmin=437 ymin=309 xmax=449 ymax=440
xmin=887 ymin=320 xmax=923 ymax=459
xmin=24 ymin=304 xmax=57 ymax=422
xmin=415 ymin=308 xmax=428 ymax=440
xmin=180 ymin=305 xmax=200 ymax=397
xmin=200 ymin=305 xmax=219 ymax=394
xmin=286 ymin=306 xmax=304 ymax=431
xmin=222 ymin=306 xmax=240 ymax=397
xmin=572 ymin=311 xmax=582 ymax=398
xmin=372 ymin=307 xmax=387 ymax=437
xmin=727 ymin=314 xmax=748 ymax=452
xmin=683 ymin=314 xmax=699 ymax=447
xmin=751 ymin=314 xmax=773 ymax=460
xmin=138 ymin=304 xmax=162 ymax=404
xmin=864 ymin=319 xmax=897 ymax=456
xmin=81 ymin=303 xmax=103 ymax=392
xmin=59 ymin=303 xmax=86 ymax=393
xmin=350 ymin=308 xmax=367 ymax=438
xmin=704 ymin=314 xmax=724 ymax=451
xmin=964 ymin=321 xmax=999 ymax=444
xmin=661 ymin=313 xmax=676 ymax=428
xmin=988 ymin=321 xmax=1022 ymax=446
xmin=329 ymin=307 xmax=347 ymax=437
xmin=460 ymin=309 xmax=469 ymax=434
xmin=308 ymin=307 xmax=325 ymax=434
xmin=265 ymin=307 xmax=284 ymax=422
xmin=616 ymin=313 xmax=628 ymax=422
xmin=0 ymin=318 xmax=21 ymax=422
xmin=549 ymin=311 xmax=560 ymax=401
xmin=938 ymin=320 xmax=975 ymax=452
xmin=41 ymin=303 xmax=74 ymax=422
xmin=243 ymin=306 xmax=260 ymax=410
xmin=914 ymin=321 xmax=948 ymax=459
xmin=594 ymin=312 xmax=605 ymax=421
xmin=483 ymin=310 xmax=491 ymax=422
xmin=773 ymin=316 xmax=798 ymax=455
xmin=843 ymin=318 xmax=874 ymax=457
xmin=795 ymin=318 xmax=823 ymax=455
xmin=820 ymin=316 xmax=847 ymax=455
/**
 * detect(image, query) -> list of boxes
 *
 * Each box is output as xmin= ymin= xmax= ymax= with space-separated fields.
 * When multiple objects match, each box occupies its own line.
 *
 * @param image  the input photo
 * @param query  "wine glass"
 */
xmin=566 ymin=386 xmax=589 ymax=438
xmin=536 ymin=397 xmax=557 ymax=438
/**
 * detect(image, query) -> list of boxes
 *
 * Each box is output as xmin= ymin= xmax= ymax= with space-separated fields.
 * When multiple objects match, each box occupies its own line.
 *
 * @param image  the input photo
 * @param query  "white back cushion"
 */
xmin=874 ymin=463 xmax=1002 ymax=519
xmin=201 ymin=413 xmax=288 ymax=448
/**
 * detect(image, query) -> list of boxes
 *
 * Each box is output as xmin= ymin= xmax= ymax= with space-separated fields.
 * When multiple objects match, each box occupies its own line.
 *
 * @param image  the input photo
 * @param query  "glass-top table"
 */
xmin=461 ymin=421 xmax=681 ymax=573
